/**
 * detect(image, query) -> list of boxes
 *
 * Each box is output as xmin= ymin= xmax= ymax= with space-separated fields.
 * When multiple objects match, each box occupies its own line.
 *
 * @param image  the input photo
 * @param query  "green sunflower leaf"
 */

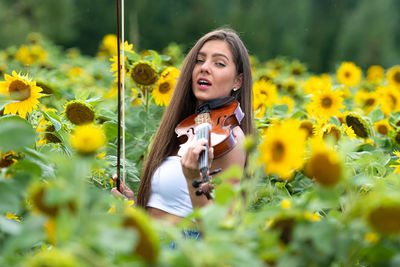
xmin=0 ymin=115 xmax=36 ymax=151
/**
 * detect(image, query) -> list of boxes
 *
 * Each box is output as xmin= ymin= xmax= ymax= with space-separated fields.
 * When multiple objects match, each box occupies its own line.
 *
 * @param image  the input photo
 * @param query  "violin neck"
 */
xmin=195 ymin=113 xmax=211 ymax=182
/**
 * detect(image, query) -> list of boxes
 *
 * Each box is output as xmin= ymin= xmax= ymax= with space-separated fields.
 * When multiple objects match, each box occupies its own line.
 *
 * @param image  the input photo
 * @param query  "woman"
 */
xmin=112 ymin=28 xmax=254 ymax=225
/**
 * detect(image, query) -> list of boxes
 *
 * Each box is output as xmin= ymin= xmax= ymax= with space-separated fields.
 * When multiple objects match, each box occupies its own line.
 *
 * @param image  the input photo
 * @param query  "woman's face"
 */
xmin=192 ymin=40 xmax=242 ymax=104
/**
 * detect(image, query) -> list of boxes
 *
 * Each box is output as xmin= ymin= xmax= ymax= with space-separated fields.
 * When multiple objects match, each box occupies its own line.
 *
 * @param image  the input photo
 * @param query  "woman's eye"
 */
xmin=196 ymin=59 xmax=204 ymax=63
xmin=216 ymin=62 xmax=226 ymax=67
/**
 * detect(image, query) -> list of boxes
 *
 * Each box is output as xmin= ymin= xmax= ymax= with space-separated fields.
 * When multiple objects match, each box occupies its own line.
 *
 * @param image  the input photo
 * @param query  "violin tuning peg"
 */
xmin=195 ymin=189 xmax=203 ymax=196
xmin=192 ymin=179 xmax=202 ymax=188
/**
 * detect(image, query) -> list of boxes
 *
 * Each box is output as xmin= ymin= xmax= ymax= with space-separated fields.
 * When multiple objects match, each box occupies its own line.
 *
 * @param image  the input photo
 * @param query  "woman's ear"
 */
xmin=234 ymin=73 xmax=243 ymax=90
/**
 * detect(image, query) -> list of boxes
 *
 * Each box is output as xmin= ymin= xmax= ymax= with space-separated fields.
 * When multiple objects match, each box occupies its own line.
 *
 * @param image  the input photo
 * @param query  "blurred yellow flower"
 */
xmin=374 ymin=119 xmax=392 ymax=136
xmin=303 ymin=75 xmax=332 ymax=95
xmin=131 ymin=88 xmax=142 ymax=105
xmin=0 ymin=71 xmax=43 ymax=118
xmin=278 ymin=95 xmax=294 ymax=113
xmin=367 ymin=65 xmax=384 ymax=84
xmin=376 ymin=85 xmax=400 ymax=116
xmin=305 ymin=137 xmax=342 ymax=187
xmin=68 ymin=67 xmax=85 ymax=77
xmin=303 ymin=211 xmax=321 ymax=222
xmin=5 ymin=212 xmax=20 ymax=222
xmin=258 ymin=119 xmax=307 ymax=179
xmin=253 ymin=79 xmax=278 ymax=108
xmin=71 ymin=124 xmax=106 ymax=155
xmin=387 ymin=65 xmax=400 ymax=88
xmin=354 ymin=89 xmax=379 ymax=114
xmin=368 ymin=203 xmax=400 ymax=234
xmin=364 ymin=232 xmax=379 ymax=244
xmin=337 ymin=62 xmax=362 ymax=87
xmin=15 ymin=44 xmax=47 ymax=65
xmin=280 ymin=199 xmax=291 ymax=209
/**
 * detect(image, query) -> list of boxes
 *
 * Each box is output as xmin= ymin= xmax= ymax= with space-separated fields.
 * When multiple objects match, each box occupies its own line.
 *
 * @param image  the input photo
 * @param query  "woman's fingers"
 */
xmin=110 ymin=174 xmax=135 ymax=200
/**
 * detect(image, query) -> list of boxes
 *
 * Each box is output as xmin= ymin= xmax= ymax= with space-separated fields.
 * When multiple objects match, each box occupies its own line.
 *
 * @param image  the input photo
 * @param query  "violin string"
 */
xmin=121 ymin=0 xmax=126 ymax=185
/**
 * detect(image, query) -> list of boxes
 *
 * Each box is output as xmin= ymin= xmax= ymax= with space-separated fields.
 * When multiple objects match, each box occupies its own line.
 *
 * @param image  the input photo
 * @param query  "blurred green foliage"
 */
xmin=0 ymin=0 xmax=399 ymax=73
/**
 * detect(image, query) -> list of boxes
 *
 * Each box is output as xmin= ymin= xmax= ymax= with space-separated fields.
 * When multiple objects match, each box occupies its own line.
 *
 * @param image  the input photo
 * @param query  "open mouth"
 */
xmin=197 ymin=79 xmax=212 ymax=88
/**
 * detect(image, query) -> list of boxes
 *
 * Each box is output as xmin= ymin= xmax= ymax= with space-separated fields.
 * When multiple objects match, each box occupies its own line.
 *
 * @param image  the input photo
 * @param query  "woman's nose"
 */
xmin=200 ymin=60 xmax=211 ymax=73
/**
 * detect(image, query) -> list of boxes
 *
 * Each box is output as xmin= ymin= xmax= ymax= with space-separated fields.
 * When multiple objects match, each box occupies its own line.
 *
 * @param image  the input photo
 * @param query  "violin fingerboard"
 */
xmin=195 ymin=123 xmax=211 ymax=173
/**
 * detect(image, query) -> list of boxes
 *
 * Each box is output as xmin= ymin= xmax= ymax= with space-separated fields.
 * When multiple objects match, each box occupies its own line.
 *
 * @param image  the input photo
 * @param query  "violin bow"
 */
xmin=116 ymin=0 xmax=126 ymax=191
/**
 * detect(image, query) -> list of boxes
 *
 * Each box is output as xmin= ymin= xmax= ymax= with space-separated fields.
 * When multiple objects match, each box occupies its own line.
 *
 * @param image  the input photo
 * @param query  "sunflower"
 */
xmin=343 ymin=124 xmax=357 ymax=140
xmin=367 ymin=65 xmax=384 ymax=84
xmin=374 ymin=119 xmax=392 ymax=136
xmin=36 ymin=120 xmax=61 ymax=146
xmin=122 ymin=208 xmax=159 ymax=263
xmin=278 ymin=95 xmax=294 ymax=113
xmin=345 ymin=113 xmax=370 ymax=138
xmin=15 ymin=45 xmax=47 ymax=66
xmin=387 ymin=65 xmax=400 ymax=88
xmin=97 ymin=34 xmax=118 ymax=58
xmin=253 ymin=94 xmax=267 ymax=119
xmin=306 ymin=87 xmax=344 ymax=119
xmin=305 ymin=137 xmax=342 ymax=187
xmin=71 ymin=124 xmax=106 ymax=155
xmin=0 ymin=71 xmax=43 ymax=118
xmin=392 ymin=130 xmax=400 ymax=147
xmin=131 ymin=88 xmax=142 ymax=105
xmin=258 ymin=119 xmax=307 ymax=179
xmin=290 ymin=61 xmax=306 ymax=76
xmin=337 ymin=62 xmax=362 ymax=87
xmin=131 ymin=61 xmax=158 ymax=86
xmin=109 ymin=40 xmax=135 ymax=81
xmin=303 ymin=75 xmax=332 ymax=95
xmin=354 ymin=89 xmax=379 ymax=114
xmin=152 ymin=67 xmax=180 ymax=106
xmin=368 ymin=202 xmax=400 ymax=234
xmin=389 ymin=150 xmax=400 ymax=174
xmin=0 ymin=151 xmax=17 ymax=168
xmin=64 ymin=100 xmax=95 ymax=125
xmin=300 ymin=120 xmax=314 ymax=139
xmin=323 ymin=124 xmax=341 ymax=143
xmin=252 ymin=79 xmax=278 ymax=108
xmin=376 ymin=85 xmax=400 ymax=116
xmin=282 ymin=77 xmax=298 ymax=95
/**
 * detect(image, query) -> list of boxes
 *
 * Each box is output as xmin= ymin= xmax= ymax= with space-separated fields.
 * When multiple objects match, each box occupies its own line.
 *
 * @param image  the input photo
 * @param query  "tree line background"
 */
xmin=0 ymin=0 xmax=399 ymax=73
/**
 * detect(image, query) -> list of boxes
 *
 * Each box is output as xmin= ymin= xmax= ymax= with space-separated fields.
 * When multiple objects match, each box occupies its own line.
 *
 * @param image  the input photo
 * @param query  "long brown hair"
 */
xmin=136 ymin=28 xmax=254 ymax=207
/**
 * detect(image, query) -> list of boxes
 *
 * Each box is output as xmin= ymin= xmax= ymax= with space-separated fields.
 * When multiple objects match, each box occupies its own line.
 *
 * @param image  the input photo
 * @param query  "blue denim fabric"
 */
xmin=169 ymin=229 xmax=201 ymax=249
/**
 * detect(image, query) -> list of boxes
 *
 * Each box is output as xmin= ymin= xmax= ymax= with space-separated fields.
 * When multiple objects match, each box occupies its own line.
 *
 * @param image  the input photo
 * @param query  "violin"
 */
xmin=175 ymin=96 xmax=244 ymax=199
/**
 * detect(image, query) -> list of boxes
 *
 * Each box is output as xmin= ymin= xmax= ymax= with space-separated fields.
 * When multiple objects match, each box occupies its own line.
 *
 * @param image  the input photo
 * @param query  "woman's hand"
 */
xmin=111 ymin=174 xmax=135 ymax=201
xmin=180 ymin=138 xmax=214 ymax=181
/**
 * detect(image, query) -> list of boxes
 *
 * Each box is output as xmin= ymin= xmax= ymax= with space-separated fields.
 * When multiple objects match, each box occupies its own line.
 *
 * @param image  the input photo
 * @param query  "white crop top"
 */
xmin=147 ymin=156 xmax=193 ymax=217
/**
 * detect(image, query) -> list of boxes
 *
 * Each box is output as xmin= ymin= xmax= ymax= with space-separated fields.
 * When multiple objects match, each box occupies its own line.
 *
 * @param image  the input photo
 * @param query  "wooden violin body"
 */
xmin=175 ymin=100 xmax=244 ymax=159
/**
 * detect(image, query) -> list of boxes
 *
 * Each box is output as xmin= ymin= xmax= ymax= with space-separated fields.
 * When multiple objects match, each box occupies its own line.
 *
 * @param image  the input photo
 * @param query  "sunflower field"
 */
xmin=1 ymin=32 xmax=400 ymax=267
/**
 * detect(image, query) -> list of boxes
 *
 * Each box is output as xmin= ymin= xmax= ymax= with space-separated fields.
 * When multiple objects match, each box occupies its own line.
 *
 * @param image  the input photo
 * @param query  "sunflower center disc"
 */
xmin=272 ymin=141 xmax=285 ymax=161
xmin=9 ymin=80 xmax=31 ymax=101
xmin=159 ymin=82 xmax=170 ymax=94
xmin=322 ymin=97 xmax=332 ymax=108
